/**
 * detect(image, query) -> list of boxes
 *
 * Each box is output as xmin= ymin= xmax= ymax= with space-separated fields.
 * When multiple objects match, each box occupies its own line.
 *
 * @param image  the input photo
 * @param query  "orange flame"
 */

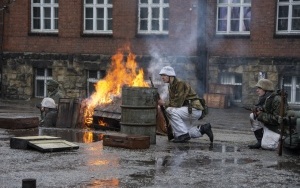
xmin=83 ymin=48 xmax=149 ymax=126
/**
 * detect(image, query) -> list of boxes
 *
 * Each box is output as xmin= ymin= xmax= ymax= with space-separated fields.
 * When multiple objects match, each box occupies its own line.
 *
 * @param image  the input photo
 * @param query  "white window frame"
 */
xmin=87 ymin=70 xmax=106 ymax=96
xmin=216 ymin=0 xmax=251 ymax=35
xmin=138 ymin=0 xmax=169 ymax=35
xmin=83 ymin=0 xmax=113 ymax=34
xmin=276 ymin=0 xmax=300 ymax=34
xmin=31 ymin=0 xmax=59 ymax=33
xmin=35 ymin=68 xmax=53 ymax=98
xmin=283 ymin=76 xmax=300 ymax=105
xmin=220 ymin=73 xmax=242 ymax=102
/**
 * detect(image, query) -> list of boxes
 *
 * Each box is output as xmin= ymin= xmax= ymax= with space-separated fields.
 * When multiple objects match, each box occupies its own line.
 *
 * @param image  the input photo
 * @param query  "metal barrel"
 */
xmin=120 ymin=86 xmax=157 ymax=144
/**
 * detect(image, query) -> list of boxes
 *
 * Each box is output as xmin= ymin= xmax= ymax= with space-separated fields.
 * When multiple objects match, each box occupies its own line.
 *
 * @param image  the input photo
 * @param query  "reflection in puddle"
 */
xmin=83 ymin=178 xmax=119 ymax=187
xmin=270 ymin=161 xmax=300 ymax=174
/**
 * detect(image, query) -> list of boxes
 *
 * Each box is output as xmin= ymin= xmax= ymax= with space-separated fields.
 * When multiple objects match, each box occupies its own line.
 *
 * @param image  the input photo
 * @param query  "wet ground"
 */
xmin=0 ymin=99 xmax=299 ymax=188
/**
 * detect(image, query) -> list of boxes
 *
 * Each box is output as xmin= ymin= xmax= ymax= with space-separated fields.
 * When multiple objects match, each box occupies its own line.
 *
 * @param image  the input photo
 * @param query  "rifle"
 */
xmin=149 ymin=77 xmax=174 ymax=141
xmin=278 ymin=77 xmax=286 ymax=156
xmin=242 ymin=105 xmax=263 ymax=119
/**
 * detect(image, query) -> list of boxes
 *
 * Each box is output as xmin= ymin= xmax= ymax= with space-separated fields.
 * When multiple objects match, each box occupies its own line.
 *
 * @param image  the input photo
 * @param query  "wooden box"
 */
xmin=103 ymin=133 xmax=150 ymax=149
xmin=203 ymin=93 xmax=230 ymax=109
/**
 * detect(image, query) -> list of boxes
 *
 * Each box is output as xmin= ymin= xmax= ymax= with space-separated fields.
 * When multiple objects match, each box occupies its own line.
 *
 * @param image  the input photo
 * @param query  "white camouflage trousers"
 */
xmin=166 ymin=106 xmax=203 ymax=138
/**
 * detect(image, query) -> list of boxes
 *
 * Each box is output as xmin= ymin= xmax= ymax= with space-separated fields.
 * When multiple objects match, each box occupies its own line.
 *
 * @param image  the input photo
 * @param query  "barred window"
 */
xmin=217 ymin=0 xmax=251 ymax=35
xmin=84 ymin=0 xmax=113 ymax=34
xmin=138 ymin=0 xmax=169 ymax=35
xmin=277 ymin=0 xmax=300 ymax=34
xmin=31 ymin=0 xmax=58 ymax=33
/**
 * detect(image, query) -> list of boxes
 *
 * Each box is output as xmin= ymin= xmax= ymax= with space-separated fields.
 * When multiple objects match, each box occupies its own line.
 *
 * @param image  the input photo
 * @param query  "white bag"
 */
xmin=261 ymin=126 xmax=280 ymax=150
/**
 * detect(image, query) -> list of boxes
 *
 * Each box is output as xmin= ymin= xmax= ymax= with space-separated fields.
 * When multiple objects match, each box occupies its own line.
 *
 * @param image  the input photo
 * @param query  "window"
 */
xmin=35 ymin=68 xmax=53 ymax=98
xmin=283 ymin=76 xmax=300 ymax=104
xmin=138 ymin=0 xmax=169 ymax=35
xmin=277 ymin=0 xmax=300 ymax=34
xmin=217 ymin=0 xmax=251 ymax=35
xmin=84 ymin=0 xmax=113 ymax=34
xmin=31 ymin=0 xmax=59 ymax=33
xmin=87 ymin=70 xmax=106 ymax=96
xmin=220 ymin=73 xmax=242 ymax=102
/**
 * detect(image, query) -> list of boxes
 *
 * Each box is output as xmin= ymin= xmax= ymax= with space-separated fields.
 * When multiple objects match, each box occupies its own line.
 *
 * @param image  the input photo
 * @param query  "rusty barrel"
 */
xmin=120 ymin=86 xmax=157 ymax=144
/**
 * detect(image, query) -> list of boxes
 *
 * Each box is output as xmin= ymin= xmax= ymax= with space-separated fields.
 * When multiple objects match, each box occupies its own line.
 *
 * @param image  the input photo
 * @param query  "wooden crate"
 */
xmin=203 ymin=93 xmax=230 ymax=109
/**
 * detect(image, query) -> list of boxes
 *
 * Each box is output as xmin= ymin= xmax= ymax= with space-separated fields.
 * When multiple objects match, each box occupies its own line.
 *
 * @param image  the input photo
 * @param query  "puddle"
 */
xmin=81 ymin=178 xmax=119 ymax=187
xmin=268 ymin=160 xmax=300 ymax=174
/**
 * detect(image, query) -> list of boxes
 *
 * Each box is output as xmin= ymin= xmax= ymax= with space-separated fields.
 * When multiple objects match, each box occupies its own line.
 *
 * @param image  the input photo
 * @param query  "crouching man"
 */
xmin=40 ymin=98 xmax=58 ymax=127
xmin=157 ymin=66 xmax=213 ymax=143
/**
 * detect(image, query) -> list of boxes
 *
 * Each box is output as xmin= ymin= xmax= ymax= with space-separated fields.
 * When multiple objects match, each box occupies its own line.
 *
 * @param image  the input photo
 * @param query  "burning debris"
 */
xmin=83 ymin=48 xmax=150 ymax=127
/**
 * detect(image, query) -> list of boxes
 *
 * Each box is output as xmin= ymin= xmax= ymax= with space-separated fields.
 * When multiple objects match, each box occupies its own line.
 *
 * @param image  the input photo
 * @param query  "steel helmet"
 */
xmin=159 ymin=66 xmax=176 ymax=76
xmin=255 ymin=79 xmax=274 ymax=91
xmin=41 ymin=97 xmax=56 ymax=109
xmin=47 ymin=79 xmax=59 ymax=87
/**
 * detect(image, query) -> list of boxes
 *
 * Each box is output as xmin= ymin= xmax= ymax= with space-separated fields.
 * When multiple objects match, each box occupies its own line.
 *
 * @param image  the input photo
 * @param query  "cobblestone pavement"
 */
xmin=0 ymin=99 xmax=299 ymax=188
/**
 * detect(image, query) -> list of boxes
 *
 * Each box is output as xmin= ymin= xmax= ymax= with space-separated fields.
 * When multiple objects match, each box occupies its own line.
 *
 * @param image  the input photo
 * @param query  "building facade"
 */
xmin=0 ymin=0 xmax=299 ymax=108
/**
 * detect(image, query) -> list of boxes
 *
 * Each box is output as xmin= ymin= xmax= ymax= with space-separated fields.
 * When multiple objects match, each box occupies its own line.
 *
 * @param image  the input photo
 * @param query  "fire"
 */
xmin=83 ymin=48 xmax=149 ymax=126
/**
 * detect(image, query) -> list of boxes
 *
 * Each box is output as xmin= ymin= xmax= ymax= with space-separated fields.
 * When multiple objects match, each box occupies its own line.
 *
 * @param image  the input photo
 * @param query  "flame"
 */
xmin=83 ymin=48 xmax=149 ymax=126
xmin=98 ymin=118 xmax=107 ymax=127
xmin=83 ymin=131 xmax=94 ymax=143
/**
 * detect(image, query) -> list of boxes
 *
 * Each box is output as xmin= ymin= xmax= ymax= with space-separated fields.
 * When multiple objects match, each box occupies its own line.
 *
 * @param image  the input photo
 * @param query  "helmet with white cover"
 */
xmin=41 ymin=97 xmax=56 ymax=109
xmin=159 ymin=66 xmax=176 ymax=76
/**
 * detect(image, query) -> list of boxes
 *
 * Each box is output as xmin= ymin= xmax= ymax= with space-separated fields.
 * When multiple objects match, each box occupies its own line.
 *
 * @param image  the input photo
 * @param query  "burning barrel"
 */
xmin=120 ymin=86 xmax=157 ymax=144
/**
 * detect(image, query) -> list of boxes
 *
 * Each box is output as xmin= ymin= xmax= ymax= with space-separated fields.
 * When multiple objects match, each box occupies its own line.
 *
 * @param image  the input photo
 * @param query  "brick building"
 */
xmin=0 ymin=0 xmax=299 ymax=108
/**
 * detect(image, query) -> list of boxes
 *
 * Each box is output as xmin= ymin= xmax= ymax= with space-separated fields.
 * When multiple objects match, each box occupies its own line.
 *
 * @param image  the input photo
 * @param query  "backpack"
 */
xmin=199 ymin=98 xmax=208 ymax=119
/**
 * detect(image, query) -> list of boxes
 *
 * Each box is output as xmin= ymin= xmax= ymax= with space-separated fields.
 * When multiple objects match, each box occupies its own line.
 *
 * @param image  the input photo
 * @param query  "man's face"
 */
xmin=160 ymin=74 xmax=170 ymax=83
xmin=256 ymin=87 xmax=266 ymax=97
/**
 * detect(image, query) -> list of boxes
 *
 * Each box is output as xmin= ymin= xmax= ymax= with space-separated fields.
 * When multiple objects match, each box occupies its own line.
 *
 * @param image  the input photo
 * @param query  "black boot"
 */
xmin=248 ymin=128 xmax=263 ymax=149
xmin=199 ymin=123 xmax=214 ymax=143
xmin=173 ymin=133 xmax=191 ymax=143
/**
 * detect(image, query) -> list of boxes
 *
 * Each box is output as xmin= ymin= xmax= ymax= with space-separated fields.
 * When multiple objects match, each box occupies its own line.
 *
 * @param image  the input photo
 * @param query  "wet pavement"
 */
xmin=0 ymin=99 xmax=299 ymax=188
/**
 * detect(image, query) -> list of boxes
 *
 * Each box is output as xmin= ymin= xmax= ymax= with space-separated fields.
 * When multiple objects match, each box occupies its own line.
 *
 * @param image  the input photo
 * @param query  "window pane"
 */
xmin=152 ymin=8 xmax=159 ymax=18
xmin=244 ymin=0 xmax=251 ymax=3
xmin=97 ymin=20 xmax=104 ymax=30
xmin=278 ymin=19 xmax=288 ymax=30
xmin=33 ymin=7 xmax=40 ymax=17
xmin=153 ymin=0 xmax=159 ymax=4
xmin=232 ymin=0 xmax=240 ymax=3
xmin=278 ymin=6 xmax=289 ymax=18
xmin=218 ymin=7 xmax=227 ymax=19
xmin=36 ymin=68 xmax=45 ymax=76
xmin=164 ymin=0 xmax=169 ymax=3
xmin=86 ymin=8 xmax=93 ymax=18
xmin=44 ymin=7 xmax=51 ymax=18
xmin=89 ymin=70 xmax=98 ymax=78
xmin=244 ymin=7 xmax=251 ymax=19
xmin=86 ymin=0 xmax=93 ymax=4
xmin=107 ymin=0 xmax=112 ymax=4
xmin=97 ymin=8 xmax=104 ymax=18
xmin=54 ymin=7 xmax=58 ymax=17
xmin=296 ymin=77 xmax=300 ymax=102
xmin=218 ymin=20 xmax=227 ymax=31
xmin=36 ymin=80 xmax=45 ymax=97
xmin=219 ymin=0 xmax=228 ymax=3
xmin=47 ymin=69 xmax=52 ymax=76
xmin=44 ymin=19 xmax=51 ymax=29
xmin=54 ymin=19 xmax=58 ymax=29
xmin=33 ymin=0 xmax=40 ymax=3
xmin=107 ymin=19 xmax=112 ymax=30
xmin=231 ymin=7 xmax=240 ymax=19
xmin=85 ymin=20 xmax=93 ymax=30
xmin=140 ymin=0 xmax=148 ymax=3
xmin=163 ymin=20 xmax=168 ymax=30
xmin=151 ymin=20 xmax=159 ymax=30
xmin=44 ymin=0 xmax=51 ymax=3
xmin=108 ymin=8 xmax=112 ymax=18
xmin=98 ymin=0 xmax=104 ymax=3
xmin=140 ymin=8 xmax=148 ymax=19
xmin=292 ymin=18 xmax=300 ymax=30
xmin=140 ymin=20 xmax=148 ymax=30
xmin=231 ymin=20 xmax=239 ymax=31
xmin=33 ymin=19 xmax=41 ymax=29
xmin=163 ymin=7 xmax=169 ymax=19
xmin=292 ymin=5 xmax=300 ymax=17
